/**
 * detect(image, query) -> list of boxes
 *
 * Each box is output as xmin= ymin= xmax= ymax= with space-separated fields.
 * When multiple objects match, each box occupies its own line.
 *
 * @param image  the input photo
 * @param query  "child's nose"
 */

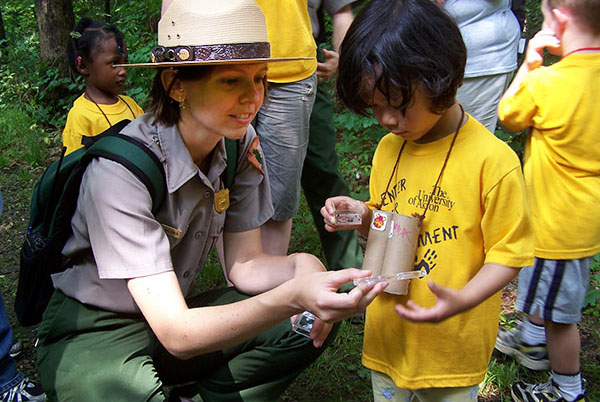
xmin=380 ymin=109 xmax=399 ymax=127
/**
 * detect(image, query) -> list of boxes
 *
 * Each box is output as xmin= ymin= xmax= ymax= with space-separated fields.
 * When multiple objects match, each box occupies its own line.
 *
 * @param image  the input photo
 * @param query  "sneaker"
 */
xmin=9 ymin=340 xmax=22 ymax=359
xmin=1 ymin=377 xmax=46 ymax=402
xmin=495 ymin=324 xmax=550 ymax=370
xmin=512 ymin=380 xmax=586 ymax=402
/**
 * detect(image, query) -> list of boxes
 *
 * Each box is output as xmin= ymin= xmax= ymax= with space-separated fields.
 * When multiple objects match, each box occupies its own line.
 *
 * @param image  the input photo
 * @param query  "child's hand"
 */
xmin=320 ymin=196 xmax=366 ymax=232
xmin=525 ymin=29 xmax=561 ymax=71
xmin=394 ymin=280 xmax=465 ymax=323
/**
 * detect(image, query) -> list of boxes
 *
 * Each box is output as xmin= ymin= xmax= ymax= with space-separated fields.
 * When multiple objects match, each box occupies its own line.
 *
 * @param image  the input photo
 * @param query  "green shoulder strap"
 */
xmin=84 ymin=132 xmax=166 ymax=215
xmin=223 ymin=138 xmax=238 ymax=189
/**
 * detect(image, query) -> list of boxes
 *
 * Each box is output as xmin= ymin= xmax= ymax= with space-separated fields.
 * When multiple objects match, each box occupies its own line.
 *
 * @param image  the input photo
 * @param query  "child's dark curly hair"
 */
xmin=67 ymin=17 xmax=125 ymax=78
xmin=337 ymin=0 xmax=466 ymax=116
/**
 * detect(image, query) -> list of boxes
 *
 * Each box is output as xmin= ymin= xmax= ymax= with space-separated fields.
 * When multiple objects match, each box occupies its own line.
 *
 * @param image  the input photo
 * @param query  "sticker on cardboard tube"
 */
xmin=371 ymin=211 xmax=388 ymax=231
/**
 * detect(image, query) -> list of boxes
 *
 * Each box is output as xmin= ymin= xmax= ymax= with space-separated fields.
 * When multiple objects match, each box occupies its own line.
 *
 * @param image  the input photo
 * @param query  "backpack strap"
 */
xmin=84 ymin=133 xmax=166 ymax=215
xmin=223 ymin=138 xmax=238 ymax=189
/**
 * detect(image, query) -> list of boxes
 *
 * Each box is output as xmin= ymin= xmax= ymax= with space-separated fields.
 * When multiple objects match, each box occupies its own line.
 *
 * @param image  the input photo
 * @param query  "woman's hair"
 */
xmin=547 ymin=0 xmax=600 ymax=34
xmin=148 ymin=66 xmax=213 ymax=127
xmin=337 ymin=0 xmax=466 ymax=116
xmin=67 ymin=17 xmax=125 ymax=78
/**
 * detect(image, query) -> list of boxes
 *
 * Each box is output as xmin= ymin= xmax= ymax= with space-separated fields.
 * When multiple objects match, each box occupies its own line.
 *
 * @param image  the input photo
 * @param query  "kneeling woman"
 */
xmin=36 ymin=1 xmax=384 ymax=401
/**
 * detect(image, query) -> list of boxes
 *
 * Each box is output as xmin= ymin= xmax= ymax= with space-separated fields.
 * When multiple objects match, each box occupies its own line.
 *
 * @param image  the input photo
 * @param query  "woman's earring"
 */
xmin=178 ymin=96 xmax=188 ymax=111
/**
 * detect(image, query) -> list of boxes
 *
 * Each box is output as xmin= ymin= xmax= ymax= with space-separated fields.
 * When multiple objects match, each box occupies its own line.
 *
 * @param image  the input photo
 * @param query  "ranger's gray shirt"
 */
xmin=52 ymin=114 xmax=273 ymax=313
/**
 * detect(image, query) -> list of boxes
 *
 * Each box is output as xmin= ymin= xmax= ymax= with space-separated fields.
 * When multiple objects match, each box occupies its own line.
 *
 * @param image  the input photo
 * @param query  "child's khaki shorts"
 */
xmin=371 ymin=370 xmax=479 ymax=402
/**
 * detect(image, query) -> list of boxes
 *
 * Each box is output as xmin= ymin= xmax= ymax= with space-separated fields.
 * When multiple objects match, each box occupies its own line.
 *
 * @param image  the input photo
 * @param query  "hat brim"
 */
xmin=115 ymin=56 xmax=313 ymax=68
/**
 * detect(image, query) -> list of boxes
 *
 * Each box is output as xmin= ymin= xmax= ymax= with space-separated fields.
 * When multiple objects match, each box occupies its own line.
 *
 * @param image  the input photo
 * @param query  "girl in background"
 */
xmin=62 ymin=17 xmax=143 ymax=155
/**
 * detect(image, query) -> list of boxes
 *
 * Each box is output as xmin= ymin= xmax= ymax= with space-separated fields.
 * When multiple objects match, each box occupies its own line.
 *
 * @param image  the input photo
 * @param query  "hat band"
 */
xmin=151 ymin=42 xmax=270 ymax=63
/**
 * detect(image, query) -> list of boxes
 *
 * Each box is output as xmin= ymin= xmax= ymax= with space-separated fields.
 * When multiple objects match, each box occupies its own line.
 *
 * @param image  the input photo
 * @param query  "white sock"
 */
xmin=553 ymin=371 xmax=583 ymax=401
xmin=520 ymin=318 xmax=547 ymax=345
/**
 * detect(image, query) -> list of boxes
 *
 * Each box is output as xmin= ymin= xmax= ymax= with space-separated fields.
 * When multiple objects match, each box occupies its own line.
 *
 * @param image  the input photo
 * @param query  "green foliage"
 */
xmin=524 ymin=0 xmax=543 ymax=39
xmin=0 ymin=106 xmax=48 ymax=168
xmin=334 ymin=107 xmax=386 ymax=200
xmin=495 ymin=127 xmax=527 ymax=160
xmin=195 ymin=248 xmax=227 ymax=291
xmin=584 ymin=256 xmax=600 ymax=317
xmin=283 ymin=319 xmax=372 ymax=402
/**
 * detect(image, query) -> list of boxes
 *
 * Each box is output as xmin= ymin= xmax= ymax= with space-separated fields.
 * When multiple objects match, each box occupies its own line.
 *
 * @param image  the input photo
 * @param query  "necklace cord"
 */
xmin=562 ymin=46 xmax=600 ymax=59
xmin=86 ymin=93 xmax=137 ymax=127
xmin=377 ymin=105 xmax=465 ymax=222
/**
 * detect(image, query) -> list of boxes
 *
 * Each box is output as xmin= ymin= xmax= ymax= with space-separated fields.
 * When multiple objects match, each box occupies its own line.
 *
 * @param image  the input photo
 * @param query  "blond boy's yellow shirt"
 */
xmin=498 ymin=53 xmax=600 ymax=259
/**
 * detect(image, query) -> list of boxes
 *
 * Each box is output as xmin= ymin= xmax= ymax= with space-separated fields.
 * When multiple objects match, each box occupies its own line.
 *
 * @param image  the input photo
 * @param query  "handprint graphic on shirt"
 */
xmin=414 ymin=249 xmax=437 ymax=274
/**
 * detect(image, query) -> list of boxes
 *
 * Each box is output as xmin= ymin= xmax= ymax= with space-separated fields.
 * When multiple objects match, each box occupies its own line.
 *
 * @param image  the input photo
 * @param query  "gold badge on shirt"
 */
xmin=214 ymin=189 xmax=230 ymax=213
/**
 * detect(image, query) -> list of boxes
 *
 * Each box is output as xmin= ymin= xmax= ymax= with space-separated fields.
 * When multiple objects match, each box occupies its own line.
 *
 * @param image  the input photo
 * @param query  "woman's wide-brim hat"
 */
xmin=118 ymin=0 xmax=311 ymax=68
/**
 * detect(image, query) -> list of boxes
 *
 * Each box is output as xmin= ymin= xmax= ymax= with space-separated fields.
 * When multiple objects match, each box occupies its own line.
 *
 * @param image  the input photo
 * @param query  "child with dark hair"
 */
xmin=496 ymin=0 xmax=600 ymax=400
xmin=62 ymin=17 xmax=143 ymax=155
xmin=322 ymin=0 xmax=534 ymax=399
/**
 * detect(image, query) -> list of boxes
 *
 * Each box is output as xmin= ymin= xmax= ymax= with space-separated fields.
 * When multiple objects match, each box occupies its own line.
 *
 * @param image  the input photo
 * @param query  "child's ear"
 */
xmin=160 ymin=69 xmax=185 ymax=102
xmin=76 ymin=57 xmax=89 ymax=77
xmin=551 ymin=7 xmax=570 ymax=35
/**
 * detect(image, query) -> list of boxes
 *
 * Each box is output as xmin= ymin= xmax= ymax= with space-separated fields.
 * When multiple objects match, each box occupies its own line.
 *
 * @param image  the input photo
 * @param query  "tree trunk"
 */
xmin=0 ymin=8 xmax=6 ymax=45
xmin=104 ymin=0 xmax=111 ymax=22
xmin=34 ymin=0 xmax=74 ymax=77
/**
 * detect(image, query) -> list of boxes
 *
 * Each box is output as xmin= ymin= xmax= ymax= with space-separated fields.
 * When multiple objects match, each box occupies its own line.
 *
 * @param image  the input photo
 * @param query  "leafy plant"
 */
xmin=0 ymin=106 xmax=48 ymax=168
xmin=583 ymin=256 xmax=600 ymax=317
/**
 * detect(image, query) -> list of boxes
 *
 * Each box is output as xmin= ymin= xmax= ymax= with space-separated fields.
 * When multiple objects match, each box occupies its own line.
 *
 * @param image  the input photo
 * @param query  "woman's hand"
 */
xmin=292 ymin=268 xmax=386 ymax=324
xmin=289 ymin=312 xmax=333 ymax=348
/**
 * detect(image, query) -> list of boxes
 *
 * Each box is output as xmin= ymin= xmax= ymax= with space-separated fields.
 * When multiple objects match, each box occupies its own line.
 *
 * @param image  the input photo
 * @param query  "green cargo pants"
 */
xmin=301 ymin=79 xmax=364 ymax=271
xmin=37 ymin=288 xmax=329 ymax=402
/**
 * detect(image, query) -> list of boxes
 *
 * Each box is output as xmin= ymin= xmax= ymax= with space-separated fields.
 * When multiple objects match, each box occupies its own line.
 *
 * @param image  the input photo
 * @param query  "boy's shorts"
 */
xmin=371 ymin=370 xmax=478 ymax=402
xmin=516 ymin=257 xmax=592 ymax=324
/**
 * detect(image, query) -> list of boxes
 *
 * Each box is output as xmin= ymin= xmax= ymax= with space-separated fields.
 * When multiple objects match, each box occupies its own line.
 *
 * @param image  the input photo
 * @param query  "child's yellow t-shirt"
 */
xmin=498 ymin=53 xmax=600 ymax=259
xmin=362 ymin=116 xmax=534 ymax=389
xmin=62 ymin=94 xmax=144 ymax=155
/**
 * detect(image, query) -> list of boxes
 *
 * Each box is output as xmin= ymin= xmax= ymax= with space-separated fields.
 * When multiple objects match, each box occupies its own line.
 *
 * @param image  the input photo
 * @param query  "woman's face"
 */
xmin=178 ymin=63 xmax=267 ymax=141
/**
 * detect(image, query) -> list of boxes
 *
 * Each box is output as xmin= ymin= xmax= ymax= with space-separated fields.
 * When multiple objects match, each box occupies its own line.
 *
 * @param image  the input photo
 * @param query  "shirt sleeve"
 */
xmin=481 ymin=165 xmax=534 ymax=268
xmin=223 ymin=128 xmax=275 ymax=232
xmin=62 ymin=108 xmax=91 ymax=155
xmin=78 ymin=158 xmax=173 ymax=279
xmin=498 ymin=73 xmax=538 ymax=132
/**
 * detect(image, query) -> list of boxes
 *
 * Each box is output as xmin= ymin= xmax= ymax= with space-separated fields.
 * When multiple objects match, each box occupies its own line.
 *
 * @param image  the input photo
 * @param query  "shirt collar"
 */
xmin=123 ymin=115 xmax=228 ymax=194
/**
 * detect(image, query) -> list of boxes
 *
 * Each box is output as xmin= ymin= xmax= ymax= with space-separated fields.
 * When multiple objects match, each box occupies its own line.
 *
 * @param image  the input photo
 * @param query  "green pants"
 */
xmin=301 ymin=79 xmax=364 ymax=271
xmin=37 ymin=289 xmax=328 ymax=402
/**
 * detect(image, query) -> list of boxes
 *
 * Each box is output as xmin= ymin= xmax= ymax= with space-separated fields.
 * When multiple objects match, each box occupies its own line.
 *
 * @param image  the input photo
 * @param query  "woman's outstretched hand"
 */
xmin=292 ymin=268 xmax=387 ymax=347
